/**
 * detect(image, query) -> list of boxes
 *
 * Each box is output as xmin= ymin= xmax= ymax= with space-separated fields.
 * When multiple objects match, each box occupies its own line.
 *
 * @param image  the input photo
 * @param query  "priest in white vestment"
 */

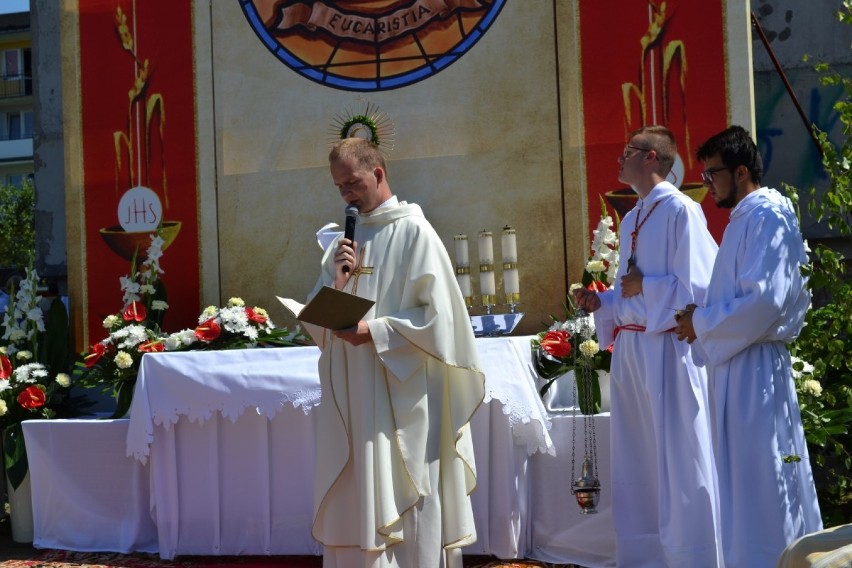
xmin=575 ymin=126 xmax=723 ymax=567
xmin=676 ymin=125 xmax=822 ymax=568
xmin=303 ymin=137 xmax=485 ymax=568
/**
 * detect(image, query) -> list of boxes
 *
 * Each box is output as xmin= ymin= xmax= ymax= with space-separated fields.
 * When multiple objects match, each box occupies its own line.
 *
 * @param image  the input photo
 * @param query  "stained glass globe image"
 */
xmin=240 ymin=0 xmax=508 ymax=91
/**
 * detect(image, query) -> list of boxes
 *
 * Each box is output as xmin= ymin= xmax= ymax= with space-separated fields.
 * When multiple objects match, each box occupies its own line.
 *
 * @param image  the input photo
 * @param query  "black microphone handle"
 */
xmin=343 ymin=210 xmax=357 ymax=273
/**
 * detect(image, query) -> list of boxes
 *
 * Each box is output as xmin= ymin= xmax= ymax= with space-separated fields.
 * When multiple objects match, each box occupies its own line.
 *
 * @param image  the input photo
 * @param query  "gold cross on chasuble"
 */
xmin=351 ymin=245 xmax=373 ymax=296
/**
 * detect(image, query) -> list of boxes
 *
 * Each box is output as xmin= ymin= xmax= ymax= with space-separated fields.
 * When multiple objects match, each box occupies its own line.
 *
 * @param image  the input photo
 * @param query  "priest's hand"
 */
xmin=572 ymin=287 xmax=601 ymax=313
xmin=621 ymin=265 xmax=643 ymax=298
xmin=674 ymin=304 xmax=697 ymax=343
xmin=333 ymin=320 xmax=373 ymax=346
xmin=334 ymin=238 xmax=358 ymax=289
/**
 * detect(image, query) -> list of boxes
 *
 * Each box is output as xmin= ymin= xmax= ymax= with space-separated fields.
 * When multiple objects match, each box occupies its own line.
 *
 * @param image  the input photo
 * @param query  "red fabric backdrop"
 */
xmin=579 ymin=0 xmax=731 ymax=241
xmin=78 ymin=0 xmax=200 ymax=344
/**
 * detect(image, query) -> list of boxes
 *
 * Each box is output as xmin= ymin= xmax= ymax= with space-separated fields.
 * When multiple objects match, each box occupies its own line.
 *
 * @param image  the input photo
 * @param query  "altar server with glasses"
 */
xmin=574 ymin=125 xmax=722 ymax=567
xmin=675 ymin=125 xmax=822 ymax=567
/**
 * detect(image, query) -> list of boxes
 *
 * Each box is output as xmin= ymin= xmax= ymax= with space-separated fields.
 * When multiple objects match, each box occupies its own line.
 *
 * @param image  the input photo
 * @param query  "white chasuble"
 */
xmin=593 ymin=182 xmax=723 ymax=567
xmin=304 ymin=201 xmax=485 ymax=568
xmin=691 ymin=187 xmax=822 ymax=568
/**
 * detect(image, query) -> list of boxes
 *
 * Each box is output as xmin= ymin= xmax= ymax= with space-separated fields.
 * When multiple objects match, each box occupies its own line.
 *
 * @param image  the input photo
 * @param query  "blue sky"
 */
xmin=0 ymin=0 xmax=29 ymax=15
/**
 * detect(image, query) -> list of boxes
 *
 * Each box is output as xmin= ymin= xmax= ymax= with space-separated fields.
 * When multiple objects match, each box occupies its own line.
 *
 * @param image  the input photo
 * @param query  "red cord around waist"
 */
xmin=613 ymin=324 xmax=677 ymax=341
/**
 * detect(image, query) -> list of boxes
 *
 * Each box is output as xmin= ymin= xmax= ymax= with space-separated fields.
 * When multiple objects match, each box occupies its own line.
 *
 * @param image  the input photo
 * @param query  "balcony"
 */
xmin=0 ymin=75 xmax=32 ymax=99
xmin=0 ymin=136 xmax=33 ymax=162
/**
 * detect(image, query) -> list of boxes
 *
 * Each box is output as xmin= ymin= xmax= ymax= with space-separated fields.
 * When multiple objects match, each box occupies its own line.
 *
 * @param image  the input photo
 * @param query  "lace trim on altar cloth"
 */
xmin=484 ymin=391 xmax=555 ymax=457
xmin=127 ymin=388 xmax=323 ymax=464
xmin=153 ymin=388 xmax=323 ymax=426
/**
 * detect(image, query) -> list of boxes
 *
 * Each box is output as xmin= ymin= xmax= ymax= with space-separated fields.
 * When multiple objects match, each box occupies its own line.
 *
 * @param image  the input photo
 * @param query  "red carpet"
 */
xmin=0 ymin=550 xmax=569 ymax=568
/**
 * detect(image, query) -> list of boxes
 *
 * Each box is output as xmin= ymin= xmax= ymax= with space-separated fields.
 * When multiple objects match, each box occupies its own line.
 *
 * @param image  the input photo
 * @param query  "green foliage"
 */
xmin=788 ymin=2 xmax=852 ymax=527
xmin=0 ymin=179 xmax=36 ymax=270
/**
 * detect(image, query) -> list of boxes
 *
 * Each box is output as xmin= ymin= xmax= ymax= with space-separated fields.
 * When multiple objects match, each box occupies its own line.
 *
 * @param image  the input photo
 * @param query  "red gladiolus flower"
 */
xmin=0 ymin=354 xmax=11 ymax=380
xmin=587 ymin=280 xmax=608 ymax=292
xmin=246 ymin=307 xmax=268 ymax=324
xmin=18 ymin=385 xmax=46 ymax=409
xmin=195 ymin=319 xmax=221 ymax=342
xmin=540 ymin=330 xmax=572 ymax=358
xmin=123 ymin=301 xmax=147 ymax=322
xmin=138 ymin=341 xmax=165 ymax=353
xmin=84 ymin=343 xmax=107 ymax=368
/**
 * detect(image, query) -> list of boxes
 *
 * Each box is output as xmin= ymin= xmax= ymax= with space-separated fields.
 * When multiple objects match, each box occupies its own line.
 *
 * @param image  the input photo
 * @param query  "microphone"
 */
xmin=343 ymin=205 xmax=358 ymax=273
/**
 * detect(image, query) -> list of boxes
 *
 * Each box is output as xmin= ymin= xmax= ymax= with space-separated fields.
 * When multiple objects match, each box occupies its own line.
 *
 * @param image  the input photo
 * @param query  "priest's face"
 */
xmin=331 ymin=157 xmax=387 ymax=213
xmin=701 ymin=154 xmax=738 ymax=209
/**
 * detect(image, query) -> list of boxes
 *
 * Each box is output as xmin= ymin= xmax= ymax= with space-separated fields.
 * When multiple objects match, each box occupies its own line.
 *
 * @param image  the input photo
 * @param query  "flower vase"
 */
xmin=596 ymin=370 xmax=611 ymax=412
xmin=6 ymin=470 xmax=34 ymax=543
xmin=575 ymin=369 xmax=601 ymax=415
xmin=538 ymin=370 xmax=577 ymax=413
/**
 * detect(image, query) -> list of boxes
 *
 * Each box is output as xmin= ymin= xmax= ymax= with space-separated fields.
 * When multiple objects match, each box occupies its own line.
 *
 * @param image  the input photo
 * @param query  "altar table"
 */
xmin=23 ymin=337 xmax=617 ymax=565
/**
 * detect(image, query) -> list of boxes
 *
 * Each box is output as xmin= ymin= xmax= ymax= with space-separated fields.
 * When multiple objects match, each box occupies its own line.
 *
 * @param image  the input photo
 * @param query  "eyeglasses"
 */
xmin=701 ymin=166 xmax=728 ymax=185
xmin=621 ymin=145 xmax=651 ymax=160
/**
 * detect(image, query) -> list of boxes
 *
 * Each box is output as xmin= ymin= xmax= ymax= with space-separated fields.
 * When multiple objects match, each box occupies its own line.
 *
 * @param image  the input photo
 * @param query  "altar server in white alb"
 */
xmin=574 ymin=125 xmax=722 ymax=567
xmin=675 ymin=125 xmax=822 ymax=567
xmin=304 ymin=137 xmax=485 ymax=568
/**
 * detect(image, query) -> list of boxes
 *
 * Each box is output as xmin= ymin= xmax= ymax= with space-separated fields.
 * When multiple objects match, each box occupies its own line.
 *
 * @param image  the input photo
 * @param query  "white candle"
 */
xmin=501 ymin=226 xmax=517 ymax=263
xmin=453 ymin=234 xmax=469 ymax=266
xmin=502 ymin=226 xmax=520 ymax=297
xmin=457 ymin=272 xmax=472 ymax=297
xmin=453 ymin=234 xmax=472 ymax=298
xmin=478 ymin=231 xmax=496 ymax=297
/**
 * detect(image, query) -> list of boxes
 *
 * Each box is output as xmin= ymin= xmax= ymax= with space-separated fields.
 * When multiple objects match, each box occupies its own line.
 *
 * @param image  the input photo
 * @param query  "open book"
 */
xmin=277 ymin=286 xmax=374 ymax=330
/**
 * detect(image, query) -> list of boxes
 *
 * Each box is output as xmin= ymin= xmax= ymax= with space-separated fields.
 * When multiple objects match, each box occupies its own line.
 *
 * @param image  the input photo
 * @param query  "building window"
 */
xmin=4 ymin=49 xmax=20 ymax=78
xmin=3 ymin=111 xmax=33 ymax=140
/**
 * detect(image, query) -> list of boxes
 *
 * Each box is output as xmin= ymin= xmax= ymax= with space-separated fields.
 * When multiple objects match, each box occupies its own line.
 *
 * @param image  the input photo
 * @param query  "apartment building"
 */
xmin=0 ymin=11 xmax=32 ymax=187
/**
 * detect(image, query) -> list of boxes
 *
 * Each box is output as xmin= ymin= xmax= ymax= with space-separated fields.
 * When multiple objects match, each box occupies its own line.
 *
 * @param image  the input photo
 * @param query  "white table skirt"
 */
xmin=22 ymin=419 xmax=158 ymax=554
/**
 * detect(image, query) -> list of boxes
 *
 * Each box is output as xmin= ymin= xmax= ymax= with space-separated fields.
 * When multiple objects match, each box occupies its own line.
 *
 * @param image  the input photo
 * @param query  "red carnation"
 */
xmin=195 ymin=319 xmax=221 ymax=342
xmin=540 ymin=330 xmax=572 ymax=358
xmin=18 ymin=385 xmax=46 ymax=409
xmin=587 ymin=280 xmax=608 ymax=292
xmin=84 ymin=343 xmax=107 ymax=368
xmin=0 ymin=354 xmax=11 ymax=380
xmin=246 ymin=307 xmax=268 ymax=324
xmin=123 ymin=301 xmax=147 ymax=322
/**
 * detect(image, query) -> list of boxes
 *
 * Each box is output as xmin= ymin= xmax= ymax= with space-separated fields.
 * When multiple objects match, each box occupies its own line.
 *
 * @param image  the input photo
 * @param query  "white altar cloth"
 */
xmin=126 ymin=336 xmax=554 ymax=463
xmin=123 ymin=336 xmax=553 ymax=559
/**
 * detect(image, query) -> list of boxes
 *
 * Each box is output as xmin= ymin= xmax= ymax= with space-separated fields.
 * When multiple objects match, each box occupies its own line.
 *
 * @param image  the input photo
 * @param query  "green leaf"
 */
xmin=3 ymin=424 xmax=29 ymax=490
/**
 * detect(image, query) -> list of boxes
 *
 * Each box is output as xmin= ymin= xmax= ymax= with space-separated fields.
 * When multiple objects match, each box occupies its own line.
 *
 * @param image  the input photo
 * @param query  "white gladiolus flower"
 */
xmin=151 ymin=300 xmax=169 ymax=311
xmin=586 ymin=259 xmax=606 ymax=273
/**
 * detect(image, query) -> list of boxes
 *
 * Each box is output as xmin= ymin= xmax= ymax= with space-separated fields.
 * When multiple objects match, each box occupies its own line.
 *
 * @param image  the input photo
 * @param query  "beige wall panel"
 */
xmin=210 ymin=2 xmax=567 ymax=335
